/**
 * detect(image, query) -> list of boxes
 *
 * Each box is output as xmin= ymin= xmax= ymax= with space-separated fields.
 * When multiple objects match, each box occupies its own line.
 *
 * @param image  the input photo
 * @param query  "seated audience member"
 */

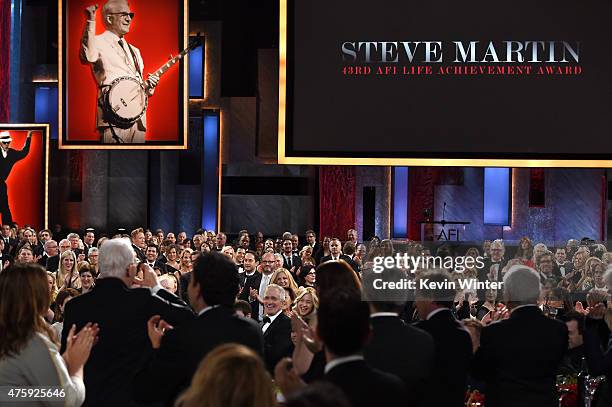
xmin=56 ymin=250 xmax=79 ymax=291
xmin=473 ymin=265 xmax=568 ymax=407
xmin=61 ymin=238 xmax=193 ymax=407
xmin=301 ymin=265 xmax=316 ymax=288
xmin=52 ymin=288 xmax=80 ymax=339
xmin=414 ymin=269 xmax=472 ymax=407
xmin=16 ymin=245 xmax=35 ymax=264
xmin=40 ymin=239 xmax=58 ymax=271
xmin=164 ymin=244 xmax=181 ymax=273
xmin=233 ymin=299 xmax=252 ymax=319
xmin=277 ymin=288 xmax=407 ymax=407
xmin=261 ymin=284 xmax=294 ymax=372
xmin=143 ymin=244 xmax=167 ymax=275
xmin=0 ymin=263 xmax=98 ymax=406
xmin=134 ymin=251 xmax=264 ymax=405
xmin=175 ymin=343 xmax=276 ymax=407
xmin=47 ymin=270 xmax=58 ymax=304
xmin=362 ymin=269 xmax=434 ymax=407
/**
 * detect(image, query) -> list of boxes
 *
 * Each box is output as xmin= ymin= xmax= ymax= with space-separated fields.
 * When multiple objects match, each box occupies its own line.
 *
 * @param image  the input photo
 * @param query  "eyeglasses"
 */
xmin=109 ymin=12 xmax=134 ymax=19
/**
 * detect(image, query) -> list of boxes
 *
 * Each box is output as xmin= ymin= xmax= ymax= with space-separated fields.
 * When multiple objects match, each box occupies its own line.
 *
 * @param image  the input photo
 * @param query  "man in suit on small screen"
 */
xmin=0 ymin=131 xmax=31 ymax=226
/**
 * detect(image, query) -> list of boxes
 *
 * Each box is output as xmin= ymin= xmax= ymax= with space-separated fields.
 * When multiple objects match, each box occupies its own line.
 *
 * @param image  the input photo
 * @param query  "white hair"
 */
xmin=67 ymin=233 xmax=79 ymax=240
xmin=44 ymin=240 xmax=57 ymax=251
xmin=98 ymin=238 xmax=135 ymax=279
xmin=59 ymin=239 xmax=70 ymax=247
xmin=88 ymin=247 xmax=99 ymax=256
xmin=265 ymin=284 xmax=286 ymax=301
xmin=503 ymin=265 xmax=541 ymax=305
xmin=273 ymin=253 xmax=283 ymax=261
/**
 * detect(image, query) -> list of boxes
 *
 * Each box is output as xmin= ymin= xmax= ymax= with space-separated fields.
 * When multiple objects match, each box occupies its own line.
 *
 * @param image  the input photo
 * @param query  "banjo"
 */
xmin=102 ymin=37 xmax=201 ymax=128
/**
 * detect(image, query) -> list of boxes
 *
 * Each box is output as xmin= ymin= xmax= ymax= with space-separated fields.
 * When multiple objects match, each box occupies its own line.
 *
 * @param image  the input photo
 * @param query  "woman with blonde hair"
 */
xmin=270 ymin=268 xmax=299 ymax=297
xmin=292 ymin=287 xmax=318 ymax=322
xmin=56 ymin=250 xmax=80 ymax=290
xmin=176 ymin=343 xmax=276 ymax=407
xmin=47 ymin=270 xmax=59 ymax=304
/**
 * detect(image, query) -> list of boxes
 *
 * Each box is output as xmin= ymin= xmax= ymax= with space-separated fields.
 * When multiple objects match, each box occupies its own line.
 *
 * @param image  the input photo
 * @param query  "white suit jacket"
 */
xmin=80 ymin=21 xmax=148 ymax=129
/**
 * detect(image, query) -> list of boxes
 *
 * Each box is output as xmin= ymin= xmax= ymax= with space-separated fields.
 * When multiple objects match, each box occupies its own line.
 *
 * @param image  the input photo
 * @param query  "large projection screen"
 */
xmin=278 ymin=0 xmax=612 ymax=167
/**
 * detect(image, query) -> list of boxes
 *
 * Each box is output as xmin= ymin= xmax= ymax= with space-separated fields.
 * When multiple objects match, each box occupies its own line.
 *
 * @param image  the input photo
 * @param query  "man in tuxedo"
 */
xmin=24 ymin=228 xmax=43 ymax=257
xmin=347 ymin=228 xmax=358 ymax=246
xmin=0 ymin=238 xmax=12 ymax=271
xmin=252 ymin=252 xmax=276 ymax=321
xmin=1 ymin=223 xmax=15 ymax=255
xmin=61 ymin=238 xmax=193 ymax=407
xmin=481 ymin=239 xmax=507 ymax=283
xmin=237 ymin=251 xmax=261 ymax=319
xmin=37 ymin=229 xmax=52 ymax=245
xmin=362 ymin=269 xmax=434 ymax=407
xmin=143 ymin=244 xmax=166 ymax=274
xmin=414 ymin=269 xmax=472 ymax=407
xmin=536 ymin=250 xmax=557 ymax=283
xmin=317 ymin=288 xmax=407 ymax=407
xmin=321 ymin=238 xmax=359 ymax=272
xmin=83 ymin=229 xmax=95 ymax=253
xmin=134 ymin=251 xmax=264 ymax=405
xmin=282 ymin=237 xmax=301 ymax=273
xmin=58 ymin=239 xmax=71 ymax=254
xmin=261 ymin=284 xmax=294 ymax=372
xmin=39 ymin=239 xmax=59 ymax=271
xmin=130 ymin=227 xmax=146 ymax=262
xmin=554 ymin=247 xmax=573 ymax=278
xmin=473 ymin=265 xmax=568 ymax=407
xmin=305 ymin=229 xmax=319 ymax=255
xmin=215 ymin=232 xmax=227 ymax=251
xmin=291 ymin=234 xmax=300 ymax=254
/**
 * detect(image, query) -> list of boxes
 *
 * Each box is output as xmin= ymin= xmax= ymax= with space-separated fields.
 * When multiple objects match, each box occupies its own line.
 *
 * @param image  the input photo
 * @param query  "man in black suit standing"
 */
xmin=321 ymin=238 xmax=359 ymax=273
xmin=261 ymin=283 xmax=294 ymax=372
xmin=414 ymin=269 xmax=473 ymax=407
xmin=1 ymin=223 xmax=16 ymax=255
xmin=305 ymin=229 xmax=319 ymax=255
xmin=554 ymin=247 xmax=573 ymax=278
xmin=61 ymin=238 xmax=194 ymax=407
xmin=39 ymin=239 xmax=59 ymax=271
xmin=281 ymin=237 xmax=301 ymax=274
xmin=362 ymin=269 xmax=434 ymax=407
xmin=133 ymin=251 xmax=264 ymax=405
xmin=472 ymin=265 xmax=568 ymax=407
xmin=237 ymin=250 xmax=261 ymax=319
xmin=295 ymin=288 xmax=406 ymax=407
xmin=130 ymin=227 xmax=146 ymax=262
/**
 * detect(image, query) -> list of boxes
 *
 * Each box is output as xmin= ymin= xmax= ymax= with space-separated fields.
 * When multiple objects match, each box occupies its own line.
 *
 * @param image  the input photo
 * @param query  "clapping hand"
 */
xmin=587 ymin=303 xmax=606 ymax=320
xmin=62 ymin=323 xmax=100 ymax=377
xmin=274 ymin=358 xmax=306 ymax=398
xmin=147 ymin=315 xmax=173 ymax=349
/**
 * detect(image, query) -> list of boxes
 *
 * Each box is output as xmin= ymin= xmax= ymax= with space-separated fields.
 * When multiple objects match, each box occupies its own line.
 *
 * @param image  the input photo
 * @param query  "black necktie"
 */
xmin=262 ymin=316 xmax=271 ymax=324
xmin=118 ymin=39 xmax=141 ymax=75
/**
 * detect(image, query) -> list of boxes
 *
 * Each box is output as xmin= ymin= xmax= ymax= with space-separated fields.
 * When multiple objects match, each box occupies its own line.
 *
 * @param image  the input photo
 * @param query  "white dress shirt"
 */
xmin=324 ymin=355 xmax=364 ymax=374
xmin=262 ymin=309 xmax=282 ymax=333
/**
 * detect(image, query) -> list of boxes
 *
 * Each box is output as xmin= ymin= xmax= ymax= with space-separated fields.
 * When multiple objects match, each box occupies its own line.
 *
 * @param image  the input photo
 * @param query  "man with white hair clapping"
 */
xmin=472 ymin=265 xmax=568 ymax=407
xmin=60 ymin=237 xmax=193 ymax=406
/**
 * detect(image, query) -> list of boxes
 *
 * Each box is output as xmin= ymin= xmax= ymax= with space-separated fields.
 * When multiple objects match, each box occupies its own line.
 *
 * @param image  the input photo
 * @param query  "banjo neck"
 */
xmin=145 ymin=39 xmax=200 ymax=89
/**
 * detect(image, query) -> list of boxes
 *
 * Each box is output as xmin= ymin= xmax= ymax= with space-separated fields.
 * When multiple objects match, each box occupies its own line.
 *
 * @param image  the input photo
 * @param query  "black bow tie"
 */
xmin=262 ymin=316 xmax=271 ymax=324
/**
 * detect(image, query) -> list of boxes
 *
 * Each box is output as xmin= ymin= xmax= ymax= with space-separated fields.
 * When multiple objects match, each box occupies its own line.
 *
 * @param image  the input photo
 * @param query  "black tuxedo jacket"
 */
xmin=554 ymin=262 xmax=573 ymax=279
xmin=132 ymin=244 xmax=146 ymax=262
xmin=472 ymin=305 xmax=568 ymax=407
xmin=584 ymin=318 xmax=612 ymax=405
xmin=282 ymin=253 xmax=301 ymax=271
xmin=61 ymin=278 xmax=194 ymax=407
xmin=415 ymin=309 xmax=472 ymax=407
xmin=238 ymin=272 xmax=262 ymax=318
xmin=325 ymin=359 xmax=407 ymax=407
xmin=262 ymin=312 xmax=294 ymax=372
xmin=320 ymin=254 xmax=359 ymax=273
xmin=364 ymin=315 xmax=434 ymax=407
xmin=133 ymin=306 xmax=264 ymax=405
xmin=1 ymin=236 xmax=16 ymax=255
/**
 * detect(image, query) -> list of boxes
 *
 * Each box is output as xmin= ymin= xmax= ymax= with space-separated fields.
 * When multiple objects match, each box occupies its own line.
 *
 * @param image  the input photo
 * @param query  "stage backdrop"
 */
xmin=0 ymin=125 xmax=48 ymax=230
xmin=60 ymin=0 xmax=188 ymax=149
xmin=278 ymin=0 xmax=612 ymax=167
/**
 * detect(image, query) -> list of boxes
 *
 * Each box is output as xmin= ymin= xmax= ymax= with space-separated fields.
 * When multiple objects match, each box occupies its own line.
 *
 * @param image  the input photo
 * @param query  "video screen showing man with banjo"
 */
xmin=80 ymin=0 xmax=198 ymax=144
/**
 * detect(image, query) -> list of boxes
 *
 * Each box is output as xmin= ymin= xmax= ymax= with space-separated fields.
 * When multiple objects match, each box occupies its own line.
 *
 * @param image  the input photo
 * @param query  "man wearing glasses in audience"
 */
xmin=81 ymin=0 xmax=159 ymax=144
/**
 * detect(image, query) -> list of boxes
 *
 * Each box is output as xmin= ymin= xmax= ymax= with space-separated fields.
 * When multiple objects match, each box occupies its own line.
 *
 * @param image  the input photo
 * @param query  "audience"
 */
xmin=4 ymin=223 xmax=612 ymax=406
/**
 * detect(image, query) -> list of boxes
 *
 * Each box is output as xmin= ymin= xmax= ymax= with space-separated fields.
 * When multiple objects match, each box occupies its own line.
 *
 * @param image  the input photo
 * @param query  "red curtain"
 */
xmin=408 ymin=168 xmax=437 ymax=240
xmin=0 ymin=0 xmax=9 ymax=121
xmin=319 ymin=166 xmax=356 ymax=239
